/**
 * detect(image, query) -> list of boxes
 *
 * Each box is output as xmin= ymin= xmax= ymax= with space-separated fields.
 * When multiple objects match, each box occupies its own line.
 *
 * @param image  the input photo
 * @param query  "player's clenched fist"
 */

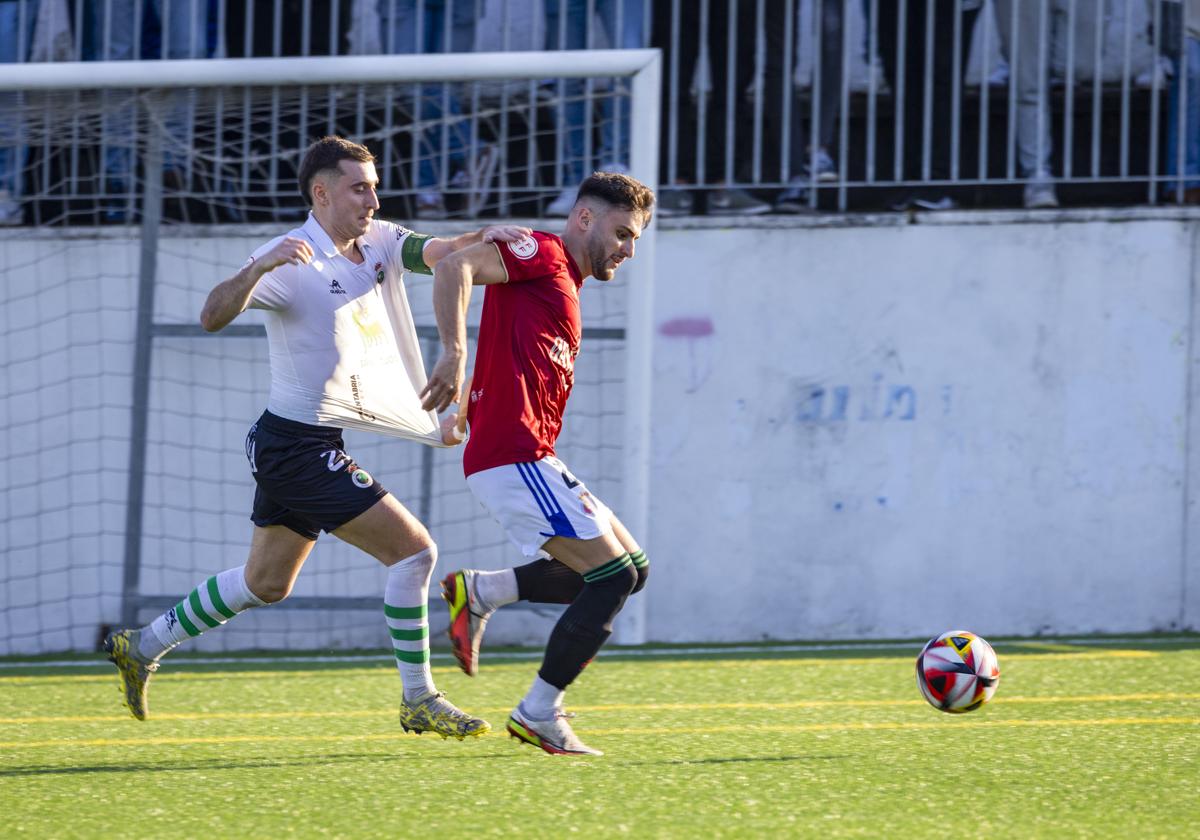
xmin=257 ymin=236 xmax=314 ymax=272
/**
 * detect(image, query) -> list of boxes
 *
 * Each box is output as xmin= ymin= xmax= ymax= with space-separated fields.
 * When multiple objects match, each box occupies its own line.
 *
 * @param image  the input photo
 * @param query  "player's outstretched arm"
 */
xmin=421 ymin=242 xmax=509 ymax=412
xmin=199 ymin=236 xmax=313 ymax=332
xmin=420 ymin=224 xmax=532 ymax=268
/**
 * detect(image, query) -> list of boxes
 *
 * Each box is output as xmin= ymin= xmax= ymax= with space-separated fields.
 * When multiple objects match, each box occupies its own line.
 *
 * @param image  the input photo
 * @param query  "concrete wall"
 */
xmin=648 ymin=210 xmax=1198 ymax=641
xmin=1 ymin=208 xmax=1196 ymax=653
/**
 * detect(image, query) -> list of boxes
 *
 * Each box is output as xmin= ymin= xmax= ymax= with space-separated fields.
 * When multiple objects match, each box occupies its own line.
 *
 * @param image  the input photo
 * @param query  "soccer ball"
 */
xmin=916 ymin=630 xmax=1000 ymax=713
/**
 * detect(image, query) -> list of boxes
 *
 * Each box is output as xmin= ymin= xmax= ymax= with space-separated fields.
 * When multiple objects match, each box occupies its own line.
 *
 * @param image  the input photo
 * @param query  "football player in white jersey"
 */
xmin=103 ymin=136 xmax=530 ymax=739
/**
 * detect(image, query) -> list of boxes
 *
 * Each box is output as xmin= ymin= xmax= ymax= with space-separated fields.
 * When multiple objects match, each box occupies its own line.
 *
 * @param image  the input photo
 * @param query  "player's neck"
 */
xmin=311 ymin=212 xmax=361 ymax=261
xmin=561 ymin=230 xmax=591 ymax=279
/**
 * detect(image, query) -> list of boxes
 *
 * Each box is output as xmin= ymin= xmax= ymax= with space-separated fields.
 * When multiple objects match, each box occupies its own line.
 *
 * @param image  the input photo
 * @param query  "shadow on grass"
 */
xmin=0 ymin=750 xmax=516 ymax=777
xmin=626 ymin=754 xmax=848 ymax=767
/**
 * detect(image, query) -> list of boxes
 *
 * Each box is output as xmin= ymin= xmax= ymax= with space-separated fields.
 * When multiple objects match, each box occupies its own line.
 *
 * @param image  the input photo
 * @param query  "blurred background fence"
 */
xmin=1 ymin=0 xmax=1196 ymax=227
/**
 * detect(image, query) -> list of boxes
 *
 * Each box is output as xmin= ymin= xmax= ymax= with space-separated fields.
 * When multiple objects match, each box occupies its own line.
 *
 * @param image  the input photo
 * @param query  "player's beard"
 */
xmin=588 ymin=235 xmax=616 ymax=282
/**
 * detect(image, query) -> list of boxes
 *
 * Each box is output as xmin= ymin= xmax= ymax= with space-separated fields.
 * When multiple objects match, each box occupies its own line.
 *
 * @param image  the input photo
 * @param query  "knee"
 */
xmin=245 ymin=573 xmax=292 ymax=604
xmin=632 ymin=559 xmax=649 ymax=595
xmin=608 ymin=561 xmax=639 ymax=598
xmin=388 ymin=543 xmax=437 ymax=581
xmin=582 ymin=558 xmax=637 ymax=600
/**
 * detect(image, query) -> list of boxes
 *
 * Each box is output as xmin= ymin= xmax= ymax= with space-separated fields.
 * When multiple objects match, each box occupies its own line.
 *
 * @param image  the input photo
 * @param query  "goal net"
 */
xmin=0 ymin=51 xmax=659 ymax=655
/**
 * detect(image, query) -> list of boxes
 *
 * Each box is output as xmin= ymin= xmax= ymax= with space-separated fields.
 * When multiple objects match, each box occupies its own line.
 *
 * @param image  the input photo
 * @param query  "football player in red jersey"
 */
xmin=423 ymin=172 xmax=654 ymax=755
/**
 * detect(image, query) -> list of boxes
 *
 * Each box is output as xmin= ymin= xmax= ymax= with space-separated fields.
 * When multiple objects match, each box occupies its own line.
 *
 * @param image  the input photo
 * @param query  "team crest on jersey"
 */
xmin=578 ymin=490 xmax=597 ymax=516
xmin=374 ymin=261 xmax=385 ymax=284
xmin=351 ymin=468 xmax=374 ymax=489
xmin=507 ymin=235 xmax=539 ymax=260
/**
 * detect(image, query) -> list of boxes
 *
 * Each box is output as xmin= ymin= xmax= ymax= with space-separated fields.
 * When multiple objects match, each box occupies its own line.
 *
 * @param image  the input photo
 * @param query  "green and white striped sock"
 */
xmin=140 ymin=565 xmax=267 ymax=660
xmin=385 ymin=547 xmax=437 ymax=701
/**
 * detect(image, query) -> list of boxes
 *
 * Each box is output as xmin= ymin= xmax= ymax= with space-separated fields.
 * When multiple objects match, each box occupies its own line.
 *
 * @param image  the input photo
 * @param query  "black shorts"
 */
xmin=245 ymin=410 xmax=388 ymax=540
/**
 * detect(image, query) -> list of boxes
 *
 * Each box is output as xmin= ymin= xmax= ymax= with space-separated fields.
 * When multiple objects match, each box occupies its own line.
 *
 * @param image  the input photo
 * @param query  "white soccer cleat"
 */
xmin=506 ymin=704 xmax=602 ymax=756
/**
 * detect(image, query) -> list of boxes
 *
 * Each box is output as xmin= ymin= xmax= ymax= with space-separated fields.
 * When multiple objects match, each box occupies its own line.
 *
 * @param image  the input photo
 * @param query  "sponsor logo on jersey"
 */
xmin=330 ymin=278 xmax=347 ymax=295
xmin=351 ymin=306 xmax=387 ymax=350
xmin=351 ymin=468 xmax=374 ymax=489
xmin=507 ymin=235 xmax=539 ymax=260
xmin=548 ymin=336 xmax=575 ymax=373
xmin=349 ymin=374 xmax=377 ymax=421
xmin=165 ymin=608 xmax=178 ymax=631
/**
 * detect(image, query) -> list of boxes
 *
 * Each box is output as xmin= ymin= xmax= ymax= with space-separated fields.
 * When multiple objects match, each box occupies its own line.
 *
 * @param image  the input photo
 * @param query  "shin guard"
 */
xmin=537 ymin=555 xmax=637 ymax=689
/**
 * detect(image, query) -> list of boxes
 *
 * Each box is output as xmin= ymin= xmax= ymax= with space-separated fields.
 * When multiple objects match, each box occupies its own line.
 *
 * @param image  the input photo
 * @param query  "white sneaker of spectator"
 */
xmin=708 ymin=188 xmax=770 ymax=215
xmin=806 ymin=148 xmax=838 ymax=183
xmin=545 ymin=185 xmax=578 ymax=217
xmin=0 ymin=190 xmax=23 ymax=226
xmin=775 ymin=177 xmax=810 ymax=214
xmin=1136 ymin=56 xmax=1173 ymax=89
xmin=656 ymin=189 xmax=694 ymax=217
xmin=416 ymin=191 xmax=448 ymax=220
xmin=1023 ymin=176 xmax=1059 ymax=210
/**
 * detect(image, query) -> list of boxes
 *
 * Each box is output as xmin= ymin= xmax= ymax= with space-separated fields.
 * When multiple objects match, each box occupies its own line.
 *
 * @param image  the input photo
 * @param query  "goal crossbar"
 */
xmin=0 ymin=49 xmax=661 ymax=91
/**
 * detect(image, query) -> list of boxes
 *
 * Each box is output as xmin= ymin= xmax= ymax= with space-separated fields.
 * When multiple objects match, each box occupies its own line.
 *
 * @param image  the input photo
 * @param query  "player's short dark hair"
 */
xmin=577 ymin=171 xmax=656 ymax=219
xmin=297 ymin=136 xmax=375 ymax=203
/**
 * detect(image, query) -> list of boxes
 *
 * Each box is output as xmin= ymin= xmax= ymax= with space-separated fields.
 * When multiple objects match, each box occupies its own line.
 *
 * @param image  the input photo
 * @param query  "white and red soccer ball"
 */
xmin=916 ymin=630 xmax=1001 ymax=713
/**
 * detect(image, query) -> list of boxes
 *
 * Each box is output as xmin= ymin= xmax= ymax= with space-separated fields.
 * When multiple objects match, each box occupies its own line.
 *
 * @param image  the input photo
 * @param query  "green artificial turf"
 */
xmin=1 ymin=637 xmax=1197 ymax=838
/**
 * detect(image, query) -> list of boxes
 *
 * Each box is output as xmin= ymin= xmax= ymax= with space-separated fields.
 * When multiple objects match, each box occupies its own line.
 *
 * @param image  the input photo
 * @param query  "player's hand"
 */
xmin=440 ymin=412 xmax=467 ymax=447
xmin=481 ymin=225 xmax=533 ymax=244
xmin=420 ymin=352 xmax=466 ymax=413
xmin=438 ymin=375 xmax=472 ymax=445
xmin=257 ymin=236 xmax=313 ymax=272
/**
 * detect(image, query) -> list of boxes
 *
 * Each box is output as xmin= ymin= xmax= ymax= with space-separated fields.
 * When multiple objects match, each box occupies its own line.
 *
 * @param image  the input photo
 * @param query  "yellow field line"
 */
xmin=2 ymin=693 xmax=1198 ymax=726
xmin=657 ymin=650 xmax=1158 ymax=666
xmin=2 ymin=716 xmax=1197 ymax=750
xmin=0 ymin=648 xmax=1161 ymax=685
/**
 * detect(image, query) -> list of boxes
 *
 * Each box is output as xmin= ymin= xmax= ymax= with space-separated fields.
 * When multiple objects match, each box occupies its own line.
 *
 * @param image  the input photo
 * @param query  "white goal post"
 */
xmin=0 ymin=49 xmax=659 ymax=651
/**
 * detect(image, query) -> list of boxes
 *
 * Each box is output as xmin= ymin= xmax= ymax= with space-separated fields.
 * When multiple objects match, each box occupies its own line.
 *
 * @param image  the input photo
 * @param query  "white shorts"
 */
xmin=466 ymin=455 xmax=613 ymax=558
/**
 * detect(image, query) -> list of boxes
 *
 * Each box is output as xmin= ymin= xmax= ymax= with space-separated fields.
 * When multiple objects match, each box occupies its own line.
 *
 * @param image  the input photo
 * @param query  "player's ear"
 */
xmin=577 ymin=205 xmax=592 ymax=230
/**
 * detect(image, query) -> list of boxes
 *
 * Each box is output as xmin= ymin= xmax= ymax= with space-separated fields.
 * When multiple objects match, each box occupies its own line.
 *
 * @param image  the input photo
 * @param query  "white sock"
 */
xmin=473 ymin=569 xmax=519 ymax=613
xmin=385 ymin=545 xmax=437 ymax=702
xmin=522 ymin=675 xmax=565 ymax=720
xmin=140 ymin=565 xmax=267 ymax=661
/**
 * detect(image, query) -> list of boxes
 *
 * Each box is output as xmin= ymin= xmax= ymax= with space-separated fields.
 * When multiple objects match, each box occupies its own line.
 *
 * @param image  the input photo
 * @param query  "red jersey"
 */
xmin=463 ymin=231 xmax=583 ymax=477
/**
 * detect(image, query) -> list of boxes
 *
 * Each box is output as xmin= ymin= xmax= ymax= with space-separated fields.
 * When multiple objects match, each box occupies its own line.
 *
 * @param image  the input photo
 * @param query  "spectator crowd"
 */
xmin=0 ymin=0 xmax=1197 ymax=225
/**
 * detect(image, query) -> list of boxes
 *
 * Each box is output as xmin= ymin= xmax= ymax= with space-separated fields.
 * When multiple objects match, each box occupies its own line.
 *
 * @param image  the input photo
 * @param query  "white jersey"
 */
xmin=245 ymin=212 xmax=444 ymax=445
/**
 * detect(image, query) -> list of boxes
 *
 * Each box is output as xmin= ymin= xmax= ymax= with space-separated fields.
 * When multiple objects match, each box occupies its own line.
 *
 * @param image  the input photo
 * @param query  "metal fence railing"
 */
xmin=0 ymin=0 xmax=1193 ymax=221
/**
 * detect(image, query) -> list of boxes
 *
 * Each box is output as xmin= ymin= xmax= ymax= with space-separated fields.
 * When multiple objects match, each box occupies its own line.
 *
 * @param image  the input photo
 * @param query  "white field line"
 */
xmin=1 ymin=636 xmax=1196 ymax=670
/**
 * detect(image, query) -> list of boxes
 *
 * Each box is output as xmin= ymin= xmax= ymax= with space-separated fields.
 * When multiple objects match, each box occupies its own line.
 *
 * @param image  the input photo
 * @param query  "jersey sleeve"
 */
xmin=497 ymin=232 xmax=567 ymax=284
xmin=375 ymin=218 xmax=435 ymax=276
xmin=244 ymin=237 xmax=292 ymax=311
